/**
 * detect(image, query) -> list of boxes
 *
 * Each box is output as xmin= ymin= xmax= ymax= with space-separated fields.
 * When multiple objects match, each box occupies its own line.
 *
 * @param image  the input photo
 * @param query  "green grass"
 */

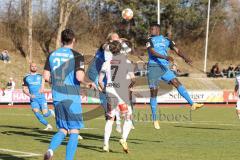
xmin=0 ymin=106 xmax=240 ymax=160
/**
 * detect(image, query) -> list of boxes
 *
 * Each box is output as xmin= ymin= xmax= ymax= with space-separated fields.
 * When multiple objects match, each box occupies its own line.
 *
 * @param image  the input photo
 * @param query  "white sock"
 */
xmin=238 ymin=114 xmax=240 ymax=119
xmin=47 ymin=149 xmax=53 ymax=156
xmin=122 ymin=120 xmax=132 ymax=142
xmin=104 ymin=120 xmax=114 ymax=146
xmin=115 ymin=110 xmax=121 ymax=125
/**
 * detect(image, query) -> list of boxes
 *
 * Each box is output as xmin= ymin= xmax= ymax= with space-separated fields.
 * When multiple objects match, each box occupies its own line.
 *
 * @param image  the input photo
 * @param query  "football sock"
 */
xmin=104 ymin=120 xmax=114 ymax=146
xmin=49 ymin=131 xmax=66 ymax=151
xmin=66 ymin=133 xmax=79 ymax=160
xmin=150 ymin=97 xmax=157 ymax=121
xmin=34 ymin=112 xmax=48 ymax=126
xmin=122 ymin=120 xmax=132 ymax=142
xmin=177 ymin=85 xmax=194 ymax=105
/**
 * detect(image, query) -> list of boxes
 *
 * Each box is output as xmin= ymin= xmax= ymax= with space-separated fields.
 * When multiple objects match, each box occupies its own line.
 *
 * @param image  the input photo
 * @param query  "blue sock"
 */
xmin=150 ymin=97 xmax=157 ymax=121
xmin=66 ymin=133 xmax=79 ymax=160
xmin=34 ymin=112 xmax=48 ymax=126
xmin=177 ymin=85 xmax=194 ymax=105
xmin=49 ymin=131 xmax=66 ymax=151
xmin=43 ymin=110 xmax=51 ymax=117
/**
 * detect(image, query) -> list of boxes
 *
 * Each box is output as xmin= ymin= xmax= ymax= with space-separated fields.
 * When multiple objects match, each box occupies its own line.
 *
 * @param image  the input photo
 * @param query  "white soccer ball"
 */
xmin=122 ymin=8 xmax=134 ymax=21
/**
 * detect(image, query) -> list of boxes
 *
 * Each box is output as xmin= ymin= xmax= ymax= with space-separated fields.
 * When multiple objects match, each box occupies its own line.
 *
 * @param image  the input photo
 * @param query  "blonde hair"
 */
xmin=106 ymin=32 xmax=119 ymax=42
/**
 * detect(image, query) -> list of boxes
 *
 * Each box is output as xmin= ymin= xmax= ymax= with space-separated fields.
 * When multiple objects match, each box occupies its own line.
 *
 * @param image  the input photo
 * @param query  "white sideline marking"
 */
xmin=0 ymin=148 xmax=41 ymax=158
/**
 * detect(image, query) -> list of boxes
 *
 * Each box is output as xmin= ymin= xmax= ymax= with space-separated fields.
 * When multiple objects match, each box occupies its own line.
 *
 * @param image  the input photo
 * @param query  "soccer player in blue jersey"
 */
xmin=22 ymin=63 xmax=54 ymax=131
xmin=146 ymin=23 xmax=204 ymax=129
xmin=42 ymin=29 xmax=96 ymax=160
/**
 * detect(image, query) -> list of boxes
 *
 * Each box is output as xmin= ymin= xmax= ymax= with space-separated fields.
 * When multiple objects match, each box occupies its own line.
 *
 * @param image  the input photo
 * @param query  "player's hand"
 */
xmin=166 ymin=56 xmax=174 ymax=63
xmin=184 ymin=57 xmax=192 ymax=65
xmin=87 ymin=82 xmax=97 ymax=90
xmin=30 ymin=95 xmax=35 ymax=99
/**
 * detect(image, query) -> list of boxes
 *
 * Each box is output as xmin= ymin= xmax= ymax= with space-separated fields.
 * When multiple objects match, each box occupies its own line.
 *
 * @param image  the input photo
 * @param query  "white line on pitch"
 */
xmin=0 ymin=148 xmax=41 ymax=158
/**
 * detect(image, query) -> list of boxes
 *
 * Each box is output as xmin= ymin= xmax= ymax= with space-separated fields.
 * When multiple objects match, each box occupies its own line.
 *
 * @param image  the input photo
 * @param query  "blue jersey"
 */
xmin=44 ymin=47 xmax=85 ymax=102
xmin=23 ymin=73 xmax=45 ymax=99
xmin=87 ymin=47 xmax=107 ymax=85
xmin=146 ymin=35 xmax=175 ymax=65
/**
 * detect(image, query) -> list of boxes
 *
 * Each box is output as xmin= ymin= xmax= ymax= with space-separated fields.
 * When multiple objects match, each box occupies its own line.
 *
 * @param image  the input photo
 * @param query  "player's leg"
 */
xmin=103 ymin=105 xmax=115 ymax=152
xmin=169 ymin=78 xmax=203 ymax=110
xmin=147 ymin=64 xmax=161 ymax=129
xmin=236 ymin=100 xmax=240 ymax=119
xmin=31 ymin=101 xmax=50 ymax=128
xmin=120 ymin=105 xmax=133 ymax=153
xmin=66 ymin=129 xmax=79 ymax=160
xmin=44 ymin=128 xmax=67 ymax=160
xmin=41 ymin=98 xmax=55 ymax=118
xmin=115 ymin=108 xmax=122 ymax=133
xmin=150 ymin=88 xmax=160 ymax=129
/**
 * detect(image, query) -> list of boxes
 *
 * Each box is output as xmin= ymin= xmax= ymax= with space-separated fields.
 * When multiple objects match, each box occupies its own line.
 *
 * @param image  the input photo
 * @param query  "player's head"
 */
xmin=149 ymin=23 xmax=160 ymax=36
xmin=107 ymin=32 xmax=120 ymax=42
xmin=30 ymin=62 xmax=37 ymax=73
xmin=109 ymin=40 xmax=122 ymax=56
xmin=9 ymin=77 xmax=13 ymax=82
xmin=61 ymin=29 xmax=75 ymax=46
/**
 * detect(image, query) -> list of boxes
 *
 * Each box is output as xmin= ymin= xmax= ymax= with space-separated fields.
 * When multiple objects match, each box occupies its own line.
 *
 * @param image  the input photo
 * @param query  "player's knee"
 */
xmin=69 ymin=129 xmax=79 ymax=134
xmin=59 ymin=128 xmax=68 ymax=135
xmin=32 ymin=108 xmax=39 ymax=113
xmin=170 ymin=78 xmax=181 ymax=87
xmin=150 ymin=88 xmax=158 ymax=97
xmin=42 ymin=109 xmax=48 ymax=115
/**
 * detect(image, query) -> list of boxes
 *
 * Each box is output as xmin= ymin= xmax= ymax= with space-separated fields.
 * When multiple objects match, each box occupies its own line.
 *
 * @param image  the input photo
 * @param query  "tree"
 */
xmin=55 ymin=0 xmax=82 ymax=49
xmin=27 ymin=0 xmax=32 ymax=62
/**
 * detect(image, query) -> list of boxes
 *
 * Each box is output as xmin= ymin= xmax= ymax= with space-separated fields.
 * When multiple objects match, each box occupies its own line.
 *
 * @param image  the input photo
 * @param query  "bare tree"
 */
xmin=27 ymin=0 xmax=32 ymax=62
xmin=5 ymin=0 xmax=28 ymax=58
xmin=55 ymin=0 xmax=82 ymax=49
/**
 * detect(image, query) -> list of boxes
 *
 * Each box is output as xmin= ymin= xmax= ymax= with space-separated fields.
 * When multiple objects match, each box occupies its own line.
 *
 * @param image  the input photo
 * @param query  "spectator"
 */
xmin=227 ymin=64 xmax=235 ymax=78
xmin=209 ymin=63 xmax=224 ymax=78
xmin=171 ymin=63 xmax=189 ymax=77
xmin=6 ymin=77 xmax=15 ymax=106
xmin=234 ymin=64 xmax=240 ymax=75
xmin=0 ymin=50 xmax=11 ymax=63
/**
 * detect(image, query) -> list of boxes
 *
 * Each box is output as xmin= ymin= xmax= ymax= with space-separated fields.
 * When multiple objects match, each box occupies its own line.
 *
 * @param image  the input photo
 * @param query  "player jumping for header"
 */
xmin=146 ymin=23 xmax=204 ymax=129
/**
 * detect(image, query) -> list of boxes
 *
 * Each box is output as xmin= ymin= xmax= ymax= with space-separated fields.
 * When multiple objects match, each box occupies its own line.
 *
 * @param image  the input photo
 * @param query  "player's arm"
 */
xmin=41 ymin=55 xmax=51 ymax=93
xmin=235 ymin=79 xmax=239 ymax=93
xmin=169 ymin=40 xmax=192 ymax=64
xmin=74 ymin=53 xmax=96 ymax=89
xmin=22 ymin=78 xmax=35 ymax=98
xmin=98 ymin=61 xmax=108 ymax=92
xmin=146 ymin=38 xmax=173 ymax=62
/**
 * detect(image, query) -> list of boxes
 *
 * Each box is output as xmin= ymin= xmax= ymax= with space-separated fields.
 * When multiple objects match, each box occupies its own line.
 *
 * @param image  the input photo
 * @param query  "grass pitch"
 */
xmin=0 ymin=104 xmax=240 ymax=160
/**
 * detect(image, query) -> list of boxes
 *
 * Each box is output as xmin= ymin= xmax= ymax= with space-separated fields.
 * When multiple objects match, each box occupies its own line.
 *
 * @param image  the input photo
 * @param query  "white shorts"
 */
xmin=105 ymin=86 xmax=132 ymax=118
xmin=236 ymin=100 xmax=240 ymax=110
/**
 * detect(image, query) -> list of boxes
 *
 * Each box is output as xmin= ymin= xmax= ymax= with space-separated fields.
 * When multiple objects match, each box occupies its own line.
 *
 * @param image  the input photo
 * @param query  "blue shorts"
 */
xmin=30 ymin=97 xmax=48 ymax=110
xmin=53 ymin=100 xmax=84 ymax=130
xmin=147 ymin=63 xmax=176 ymax=89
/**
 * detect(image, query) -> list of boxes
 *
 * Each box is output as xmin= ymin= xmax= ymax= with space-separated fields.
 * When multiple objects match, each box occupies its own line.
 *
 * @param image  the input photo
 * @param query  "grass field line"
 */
xmin=0 ymin=148 xmax=41 ymax=158
xmin=1 ymin=113 xmax=239 ymax=127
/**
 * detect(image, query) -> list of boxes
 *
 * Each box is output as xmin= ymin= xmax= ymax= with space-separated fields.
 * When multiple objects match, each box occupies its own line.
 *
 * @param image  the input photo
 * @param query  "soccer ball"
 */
xmin=122 ymin=8 xmax=133 ymax=21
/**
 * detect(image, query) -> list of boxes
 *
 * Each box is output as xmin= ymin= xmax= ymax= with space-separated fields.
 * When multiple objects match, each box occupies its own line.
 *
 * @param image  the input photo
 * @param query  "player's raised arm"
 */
xmin=168 ymin=39 xmax=192 ymax=65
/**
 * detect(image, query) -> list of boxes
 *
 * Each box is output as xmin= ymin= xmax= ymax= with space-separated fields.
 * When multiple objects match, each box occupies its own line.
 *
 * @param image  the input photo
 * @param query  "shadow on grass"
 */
xmin=174 ymin=125 xmax=232 ymax=130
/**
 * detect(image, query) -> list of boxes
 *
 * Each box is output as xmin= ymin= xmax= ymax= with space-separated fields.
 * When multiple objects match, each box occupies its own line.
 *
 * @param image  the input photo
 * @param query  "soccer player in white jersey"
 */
xmin=99 ymin=40 xmax=135 ymax=153
xmin=235 ymin=73 xmax=240 ymax=119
